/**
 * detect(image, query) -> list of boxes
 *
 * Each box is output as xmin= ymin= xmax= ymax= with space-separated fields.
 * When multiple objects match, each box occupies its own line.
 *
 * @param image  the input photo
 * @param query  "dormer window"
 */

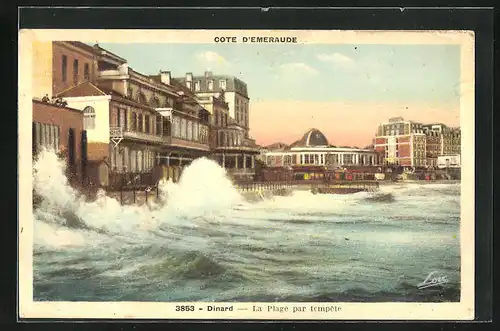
xmin=195 ymin=81 xmax=200 ymax=91
xmin=208 ymin=80 xmax=214 ymax=90
xmin=219 ymin=79 xmax=227 ymax=89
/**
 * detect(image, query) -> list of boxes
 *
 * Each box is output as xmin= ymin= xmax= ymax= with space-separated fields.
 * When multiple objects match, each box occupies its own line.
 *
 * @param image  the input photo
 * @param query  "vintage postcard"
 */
xmin=18 ymin=29 xmax=475 ymax=320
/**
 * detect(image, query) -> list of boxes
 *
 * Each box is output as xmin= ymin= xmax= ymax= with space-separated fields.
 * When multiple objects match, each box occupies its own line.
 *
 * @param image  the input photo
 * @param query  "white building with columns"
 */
xmin=263 ymin=128 xmax=381 ymax=168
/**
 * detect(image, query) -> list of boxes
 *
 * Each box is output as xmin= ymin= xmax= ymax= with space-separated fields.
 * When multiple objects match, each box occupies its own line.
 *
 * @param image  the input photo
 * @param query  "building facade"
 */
xmin=58 ymin=54 xmax=212 ymax=186
xmin=175 ymin=71 xmax=260 ymax=181
xmin=263 ymin=129 xmax=380 ymax=169
xmin=32 ymin=41 xmax=98 ymax=98
xmin=32 ymin=98 xmax=86 ymax=185
xmin=374 ymin=117 xmax=461 ymax=169
xmin=175 ymin=71 xmax=251 ymax=138
xmin=32 ymin=41 xmax=263 ymax=188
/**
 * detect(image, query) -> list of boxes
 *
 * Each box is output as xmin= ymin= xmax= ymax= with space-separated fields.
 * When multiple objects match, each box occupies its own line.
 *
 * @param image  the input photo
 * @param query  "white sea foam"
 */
xmin=31 ymin=150 xmax=460 ymax=251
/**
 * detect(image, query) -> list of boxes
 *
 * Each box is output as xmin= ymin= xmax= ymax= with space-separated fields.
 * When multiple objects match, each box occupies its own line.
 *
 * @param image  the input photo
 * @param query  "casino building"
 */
xmin=261 ymin=128 xmax=381 ymax=180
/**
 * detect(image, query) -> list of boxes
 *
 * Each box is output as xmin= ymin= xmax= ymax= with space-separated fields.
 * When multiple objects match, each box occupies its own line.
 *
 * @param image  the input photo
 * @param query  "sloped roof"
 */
xmin=266 ymin=142 xmax=289 ymax=151
xmin=56 ymin=81 xmax=107 ymax=97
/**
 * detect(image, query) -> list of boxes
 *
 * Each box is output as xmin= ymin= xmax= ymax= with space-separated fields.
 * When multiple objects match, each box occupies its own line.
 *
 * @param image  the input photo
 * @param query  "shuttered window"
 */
xmin=32 ymin=122 xmax=61 ymax=153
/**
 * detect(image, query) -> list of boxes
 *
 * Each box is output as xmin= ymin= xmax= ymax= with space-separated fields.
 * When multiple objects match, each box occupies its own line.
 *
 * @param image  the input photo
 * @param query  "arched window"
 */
xmin=137 ymin=92 xmax=147 ymax=105
xmin=150 ymin=96 xmax=160 ymax=108
xmin=83 ymin=106 xmax=96 ymax=130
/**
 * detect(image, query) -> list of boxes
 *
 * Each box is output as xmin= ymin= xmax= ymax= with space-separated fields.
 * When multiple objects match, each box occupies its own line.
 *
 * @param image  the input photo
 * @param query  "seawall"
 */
xmin=107 ymin=189 xmax=161 ymax=206
xmin=239 ymin=187 xmax=294 ymax=202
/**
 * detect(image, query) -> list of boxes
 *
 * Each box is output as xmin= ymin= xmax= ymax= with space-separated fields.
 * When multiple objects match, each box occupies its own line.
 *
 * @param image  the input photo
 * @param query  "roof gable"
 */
xmin=57 ymin=81 xmax=107 ymax=98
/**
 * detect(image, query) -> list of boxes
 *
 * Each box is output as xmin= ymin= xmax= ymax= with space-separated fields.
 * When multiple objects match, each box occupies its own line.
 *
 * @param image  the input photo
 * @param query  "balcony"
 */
xmin=170 ymin=137 xmax=210 ymax=151
xmin=123 ymin=130 xmax=168 ymax=144
xmin=110 ymin=126 xmax=170 ymax=145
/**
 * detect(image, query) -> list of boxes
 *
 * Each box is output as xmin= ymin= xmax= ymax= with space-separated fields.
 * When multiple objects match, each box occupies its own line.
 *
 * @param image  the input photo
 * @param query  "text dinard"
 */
xmin=214 ymin=36 xmax=298 ymax=43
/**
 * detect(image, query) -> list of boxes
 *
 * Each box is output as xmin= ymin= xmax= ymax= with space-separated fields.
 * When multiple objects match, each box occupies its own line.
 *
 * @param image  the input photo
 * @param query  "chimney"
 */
xmin=186 ymin=72 xmax=193 ymax=82
xmin=160 ymin=70 xmax=171 ymax=85
xmin=205 ymin=71 xmax=212 ymax=77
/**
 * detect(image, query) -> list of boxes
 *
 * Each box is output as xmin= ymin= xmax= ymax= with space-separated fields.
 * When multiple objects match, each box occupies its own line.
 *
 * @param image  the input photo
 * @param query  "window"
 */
xmin=84 ymin=63 xmax=90 ymax=80
xmin=181 ymin=118 xmax=187 ymax=139
xmin=163 ymin=117 xmax=171 ymax=137
xmin=73 ymin=59 xmax=79 ymax=84
xmin=61 ymin=55 xmax=67 ymax=82
xmin=150 ymin=97 xmax=160 ymax=108
xmin=138 ymin=114 xmax=144 ymax=132
xmin=173 ymin=117 xmax=181 ymax=137
xmin=219 ymin=79 xmax=227 ymax=89
xmin=130 ymin=112 xmax=137 ymax=131
xmin=195 ymin=81 xmax=201 ymax=91
xmin=68 ymin=128 xmax=75 ymax=166
xmin=156 ymin=115 xmax=162 ymax=136
xmin=33 ymin=122 xmax=60 ymax=153
xmin=137 ymin=93 xmax=147 ymax=104
xmin=208 ymin=80 xmax=214 ymax=90
xmin=145 ymin=115 xmax=150 ymax=134
xmin=121 ymin=108 xmax=128 ymax=130
xmin=187 ymin=120 xmax=193 ymax=140
xmin=193 ymin=122 xmax=198 ymax=141
xmin=83 ymin=106 xmax=96 ymax=130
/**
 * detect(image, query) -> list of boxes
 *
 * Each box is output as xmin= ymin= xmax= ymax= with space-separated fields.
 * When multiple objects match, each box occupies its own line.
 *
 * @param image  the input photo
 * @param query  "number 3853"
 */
xmin=176 ymin=305 xmax=195 ymax=311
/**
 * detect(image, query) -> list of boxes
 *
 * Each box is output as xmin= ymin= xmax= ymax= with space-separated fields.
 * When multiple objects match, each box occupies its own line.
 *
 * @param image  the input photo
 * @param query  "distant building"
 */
xmin=423 ymin=123 xmax=461 ymax=157
xmin=196 ymin=90 xmax=259 ymax=181
xmin=175 ymin=71 xmax=260 ymax=181
xmin=263 ymin=128 xmax=380 ymax=168
xmin=175 ymin=71 xmax=250 ymax=138
xmin=374 ymin=117 xmax=461 ymax=168
xmin=437 ymin=155 xmax=461 ymax=169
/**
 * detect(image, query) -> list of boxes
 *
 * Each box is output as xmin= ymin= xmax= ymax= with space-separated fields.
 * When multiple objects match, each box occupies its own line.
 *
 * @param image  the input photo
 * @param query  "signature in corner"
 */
xmin=417 ymin=271 xmax=449 ymax=289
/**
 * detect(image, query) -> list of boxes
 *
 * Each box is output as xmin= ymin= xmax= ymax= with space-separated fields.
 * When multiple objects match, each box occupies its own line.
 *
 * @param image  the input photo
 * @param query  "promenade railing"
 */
xmin=234 ymin=180 xmax=380 ymax=192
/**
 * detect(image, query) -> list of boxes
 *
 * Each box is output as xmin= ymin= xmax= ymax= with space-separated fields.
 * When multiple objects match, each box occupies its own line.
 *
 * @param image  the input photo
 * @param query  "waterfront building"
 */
xmin=373 ymin=117 xmax=427 ymax=168
xmin=374 ymin=117 xmax=461 ymax=169
xmin=32 ymin=42 xmax=210 ymax=188
xmin=32 ymin=98 xmax=86 ymax=185
xmin=175 ymin=71 xmax=251 ymax=138
xmin=437 ymin=155 xmax=461 ymax=168
xmin=32 ymin=41 xmax=98 ymax=98
xmin=423 ymin=123 xmax=461 ymax=156
xmin=59 ymin=60 xmax=211 ymax=187
xmin=175 ymin=71 xmax=260 ymax=181
xmin=262 ymin=128 xmax=380 ymax=180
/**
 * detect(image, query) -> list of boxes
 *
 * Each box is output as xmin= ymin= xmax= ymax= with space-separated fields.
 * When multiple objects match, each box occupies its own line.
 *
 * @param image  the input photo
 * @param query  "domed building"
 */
xmin=262 ymin=128 xmax=381 ymax=179
xmin=292 ymin=128 xmax=330 ymax=148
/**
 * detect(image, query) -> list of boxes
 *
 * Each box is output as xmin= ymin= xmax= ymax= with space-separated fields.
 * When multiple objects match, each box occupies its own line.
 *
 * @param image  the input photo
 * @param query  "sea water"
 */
xmin=31 ymin=149 xmax=461 ymax=302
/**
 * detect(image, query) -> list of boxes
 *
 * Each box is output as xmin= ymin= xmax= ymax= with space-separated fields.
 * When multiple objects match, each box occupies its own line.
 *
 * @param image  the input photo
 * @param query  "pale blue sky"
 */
xmin=95 ymin=42 xmax=461 ymax=105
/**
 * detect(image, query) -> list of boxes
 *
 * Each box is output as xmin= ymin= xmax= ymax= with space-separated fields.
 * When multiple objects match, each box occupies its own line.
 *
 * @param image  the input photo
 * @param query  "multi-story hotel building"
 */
xmin=33 ymin=41 xmax=214 ymax=187
xmin=175 ymin=72 xmax=251 ymax=138
xmin=175 ymin=71 xmax=260 ymax=181
xmin=374 ymin=117 xmax=461 ymax=168
xmin=58 ymin=51 xmax=212 ymax=186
